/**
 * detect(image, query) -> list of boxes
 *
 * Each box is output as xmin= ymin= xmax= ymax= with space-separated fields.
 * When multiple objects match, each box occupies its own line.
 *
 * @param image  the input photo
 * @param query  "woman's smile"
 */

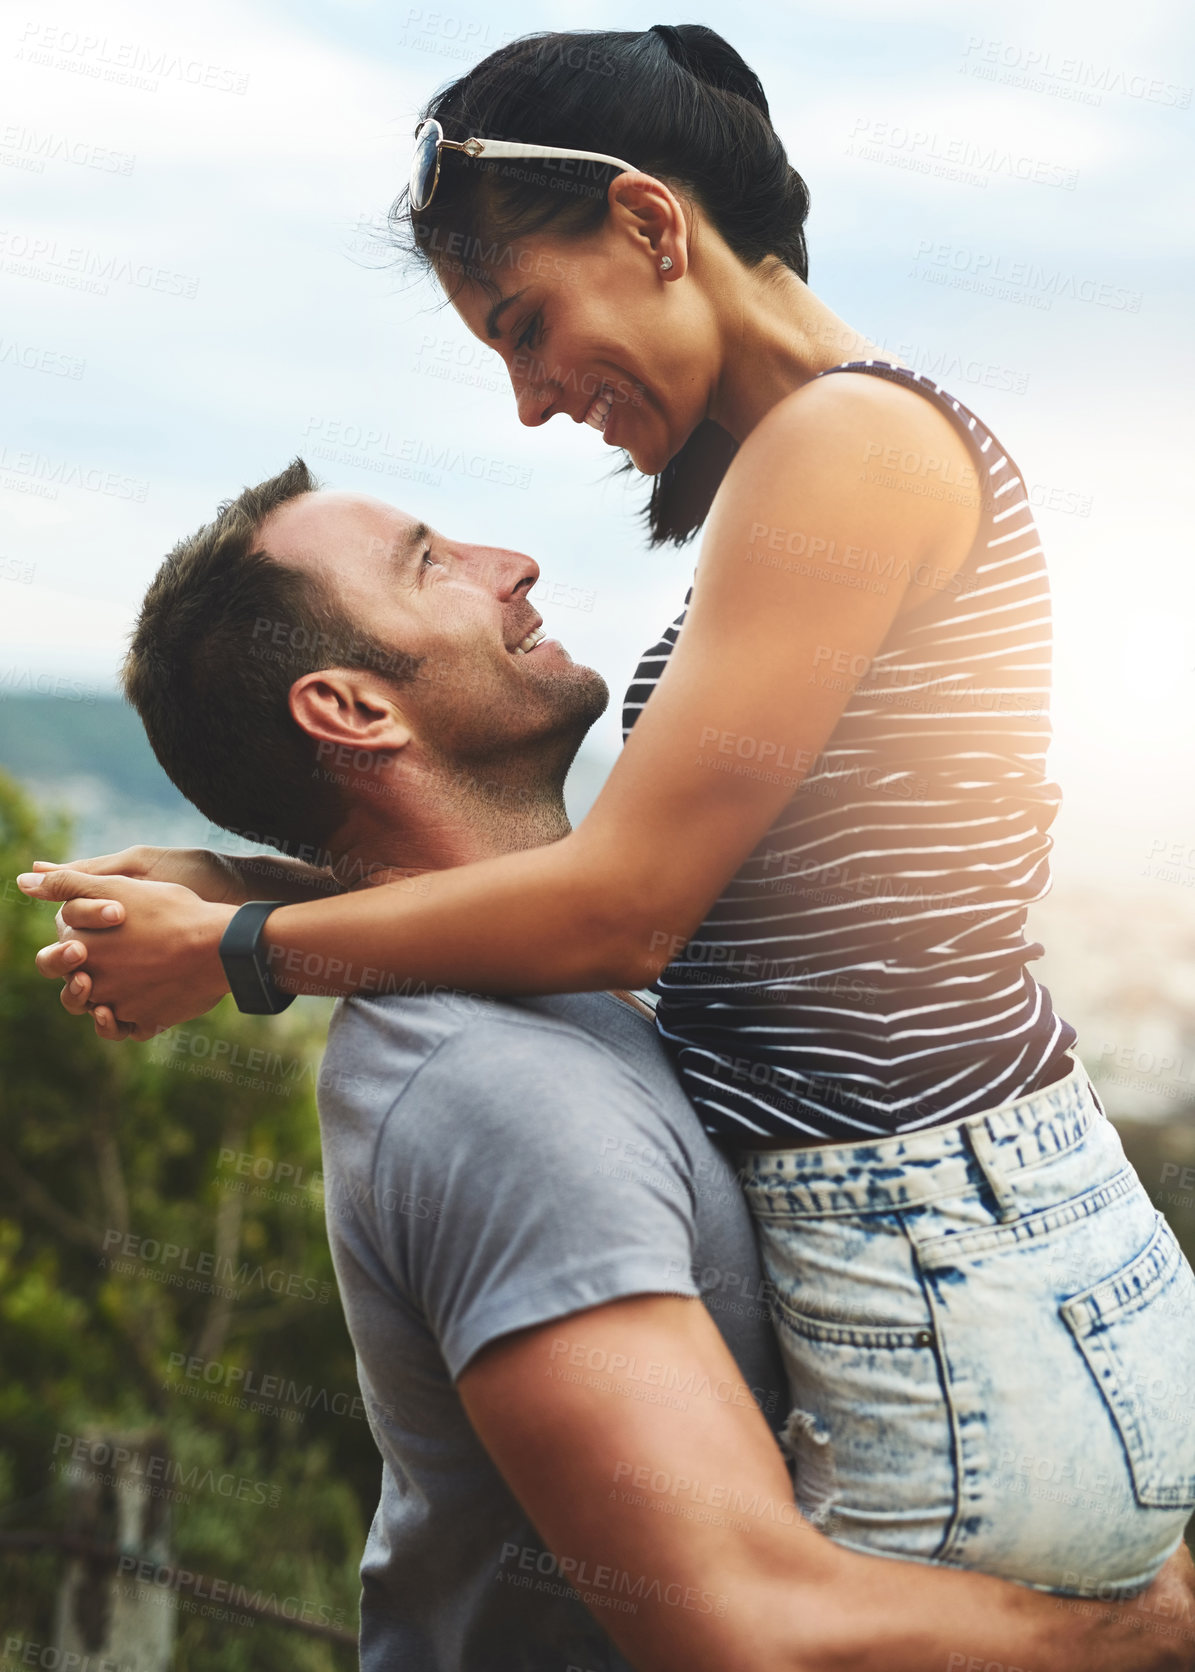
xmin=582 ymin=384 xmax=614 ymax=433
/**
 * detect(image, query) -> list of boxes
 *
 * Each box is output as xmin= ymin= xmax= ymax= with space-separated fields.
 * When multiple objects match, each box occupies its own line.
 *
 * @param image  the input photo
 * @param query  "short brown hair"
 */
xmin=122 ymin=458 xmax=421 ymax=856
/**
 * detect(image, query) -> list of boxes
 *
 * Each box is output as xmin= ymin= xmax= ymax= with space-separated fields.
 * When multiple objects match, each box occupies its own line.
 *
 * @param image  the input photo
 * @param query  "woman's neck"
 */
xmin=703 ymin=253 xmax=901 ymax=443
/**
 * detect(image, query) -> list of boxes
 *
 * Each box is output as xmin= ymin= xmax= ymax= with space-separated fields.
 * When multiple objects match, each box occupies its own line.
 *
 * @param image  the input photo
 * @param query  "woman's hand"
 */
xmin=22 ymin=868 xmax=235 ymax=1041
xmin=28 ymin=845 xmax=343 ymax=907
xmin=29 ymin=846 xmax=249 ymax=904
xmin=1127 ymin=1544 xmax=1195 ymax=1669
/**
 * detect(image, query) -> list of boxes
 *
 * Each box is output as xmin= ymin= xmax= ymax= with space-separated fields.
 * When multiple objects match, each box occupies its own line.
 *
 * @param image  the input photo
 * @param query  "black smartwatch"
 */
xmin=219 ymin=901 xmax=296 ymax=1015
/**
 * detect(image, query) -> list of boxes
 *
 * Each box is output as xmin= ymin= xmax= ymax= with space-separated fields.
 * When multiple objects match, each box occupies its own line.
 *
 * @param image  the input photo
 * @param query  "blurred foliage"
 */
xmin=0 ymin=770 xmax=371 ymax=1667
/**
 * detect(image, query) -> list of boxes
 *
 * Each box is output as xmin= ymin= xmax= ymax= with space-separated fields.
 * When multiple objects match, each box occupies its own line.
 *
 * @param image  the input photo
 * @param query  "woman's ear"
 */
xmin=607 ymin=173 xmax=690 ymax=280
xmin=289 ymin=669 xmax=413 ymax=755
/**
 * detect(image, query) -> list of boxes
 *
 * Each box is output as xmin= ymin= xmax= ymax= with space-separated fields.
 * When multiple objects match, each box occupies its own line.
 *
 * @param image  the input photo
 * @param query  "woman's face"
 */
xmin=442 ymin=192 xmax=721 ymax=476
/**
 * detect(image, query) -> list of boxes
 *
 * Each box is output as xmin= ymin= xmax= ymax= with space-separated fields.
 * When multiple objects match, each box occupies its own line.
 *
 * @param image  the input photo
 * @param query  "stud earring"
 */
xmin=659 ymin=256 xmax=673 ymax=272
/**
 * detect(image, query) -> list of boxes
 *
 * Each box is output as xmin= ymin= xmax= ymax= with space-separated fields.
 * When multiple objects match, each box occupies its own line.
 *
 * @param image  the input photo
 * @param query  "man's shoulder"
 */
xmin=326 ymin=986 xmax=659 ymax=1067
xmin=319 ymin=987 xmax=685 ymax=1140
xmin=318 ymin=988 xmax=712 ymax=1276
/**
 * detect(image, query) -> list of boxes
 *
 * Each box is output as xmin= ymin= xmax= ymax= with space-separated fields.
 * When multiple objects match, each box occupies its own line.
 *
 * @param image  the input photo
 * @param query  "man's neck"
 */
xmin=327 ymin=753 xmax=573 ymax=891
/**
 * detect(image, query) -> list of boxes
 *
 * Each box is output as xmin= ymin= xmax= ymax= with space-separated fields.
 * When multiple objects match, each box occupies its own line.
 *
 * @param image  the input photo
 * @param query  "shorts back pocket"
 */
xmin=1060 ymin=1215 xmax=1195 ymax=1510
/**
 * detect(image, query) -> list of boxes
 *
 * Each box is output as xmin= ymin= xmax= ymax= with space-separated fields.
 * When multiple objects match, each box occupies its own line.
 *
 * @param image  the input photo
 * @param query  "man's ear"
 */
xmin=606 ymin=173 xmax=690 ymax=280
xmin=289 ymin=668 xmax=413 ymax=755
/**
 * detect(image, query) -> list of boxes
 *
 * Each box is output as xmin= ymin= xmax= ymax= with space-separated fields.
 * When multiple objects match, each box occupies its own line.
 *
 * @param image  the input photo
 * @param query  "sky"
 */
xmin=1 ymin=0 xmax=1193 ymax=895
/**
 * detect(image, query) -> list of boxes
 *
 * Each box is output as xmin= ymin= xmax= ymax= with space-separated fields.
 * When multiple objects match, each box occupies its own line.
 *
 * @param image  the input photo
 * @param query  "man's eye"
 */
xmin=421 ymin=549 xmax=439 ymax=568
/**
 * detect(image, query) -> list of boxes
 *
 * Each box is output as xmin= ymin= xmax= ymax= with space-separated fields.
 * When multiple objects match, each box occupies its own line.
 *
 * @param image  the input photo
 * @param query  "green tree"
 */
xmin=0 ymin=771 xmax=375 ymax=1668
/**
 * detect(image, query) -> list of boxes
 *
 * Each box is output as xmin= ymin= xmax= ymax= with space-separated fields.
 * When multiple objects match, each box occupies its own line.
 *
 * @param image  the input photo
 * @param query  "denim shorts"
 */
xmin=738 ymin=1056 xmax=1195 ymax=1595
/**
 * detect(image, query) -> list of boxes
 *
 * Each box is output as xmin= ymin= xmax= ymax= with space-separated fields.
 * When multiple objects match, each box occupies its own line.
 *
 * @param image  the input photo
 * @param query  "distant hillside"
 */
xmin=0 ymin=694 xmax=205 ymax=857
xmin=0 ymin=694 xmax=188 ymax=808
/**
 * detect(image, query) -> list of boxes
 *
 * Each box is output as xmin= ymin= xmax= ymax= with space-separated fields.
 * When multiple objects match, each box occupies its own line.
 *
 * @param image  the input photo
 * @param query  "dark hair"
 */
xmin=122 ymin=459 xmax=422 ymax=858
xmin=393 ymin=24 xmax=810 ymax=546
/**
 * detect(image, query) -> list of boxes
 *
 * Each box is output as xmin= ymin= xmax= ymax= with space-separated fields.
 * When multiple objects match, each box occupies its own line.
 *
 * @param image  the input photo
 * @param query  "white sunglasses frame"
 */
xmin=410 ymin=117 xmax=636 ymax=211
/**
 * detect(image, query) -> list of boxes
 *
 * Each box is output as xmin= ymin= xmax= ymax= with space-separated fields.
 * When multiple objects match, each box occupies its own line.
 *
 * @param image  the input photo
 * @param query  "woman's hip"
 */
xmin=737 ymin=1058 xmax=1195 ymax=1591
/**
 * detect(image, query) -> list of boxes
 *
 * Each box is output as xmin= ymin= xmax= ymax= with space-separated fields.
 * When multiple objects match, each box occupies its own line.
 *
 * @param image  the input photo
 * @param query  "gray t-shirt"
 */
xmin=316 ymin=987 xmax=790 ymax=1672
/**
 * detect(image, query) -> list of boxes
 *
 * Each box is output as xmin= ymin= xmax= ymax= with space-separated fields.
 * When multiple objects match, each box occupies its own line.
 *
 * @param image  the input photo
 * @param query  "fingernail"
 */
xmin=69 ymin=976 xmax=84 ymax=995
xmin=64 ymin=944 xmax=85 ymax=965
xmin=16 ymin=874 xmax=42 ymax=892
xmin=101 ymin=904 xmax=121 ymax=923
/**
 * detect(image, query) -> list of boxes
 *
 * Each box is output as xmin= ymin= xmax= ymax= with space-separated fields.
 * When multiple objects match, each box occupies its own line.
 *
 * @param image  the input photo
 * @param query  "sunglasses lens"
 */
xmin=410 ymin=125 xmax=439 ymax=211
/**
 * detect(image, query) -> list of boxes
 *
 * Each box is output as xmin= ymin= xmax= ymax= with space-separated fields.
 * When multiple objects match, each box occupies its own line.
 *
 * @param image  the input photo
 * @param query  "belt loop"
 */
xmin=963 ymin=1120 xmax=1020 ymax=1222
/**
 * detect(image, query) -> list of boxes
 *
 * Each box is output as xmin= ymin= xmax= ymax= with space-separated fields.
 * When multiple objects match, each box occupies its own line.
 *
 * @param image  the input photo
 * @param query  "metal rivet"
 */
xmin=914 ymin=1329 xmax=934 ymax=1347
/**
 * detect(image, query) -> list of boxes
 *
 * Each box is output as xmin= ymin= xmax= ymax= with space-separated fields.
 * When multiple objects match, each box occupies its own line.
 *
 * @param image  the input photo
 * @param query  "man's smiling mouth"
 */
xmin=511 ymin=626 xmax=545 ymax=656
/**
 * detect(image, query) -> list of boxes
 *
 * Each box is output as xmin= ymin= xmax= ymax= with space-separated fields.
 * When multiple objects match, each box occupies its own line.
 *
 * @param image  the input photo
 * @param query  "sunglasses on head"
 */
xmin=409 ymin=117 xmax=636 ymax=212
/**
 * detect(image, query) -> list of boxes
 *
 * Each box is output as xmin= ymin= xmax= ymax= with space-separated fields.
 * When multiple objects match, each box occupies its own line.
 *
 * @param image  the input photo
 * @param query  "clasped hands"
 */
xmin=18 ymin=848 xmax=237 ymax=1041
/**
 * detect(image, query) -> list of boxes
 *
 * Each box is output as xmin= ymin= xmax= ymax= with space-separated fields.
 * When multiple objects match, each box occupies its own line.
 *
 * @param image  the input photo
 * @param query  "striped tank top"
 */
xmin=622 ymin=359 xmax=1077 ymax=1144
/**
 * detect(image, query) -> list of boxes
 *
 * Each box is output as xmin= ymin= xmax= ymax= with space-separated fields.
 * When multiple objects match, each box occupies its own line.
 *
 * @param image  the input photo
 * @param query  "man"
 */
xmin=29 ymin=462 xmax=1194 ymax=1671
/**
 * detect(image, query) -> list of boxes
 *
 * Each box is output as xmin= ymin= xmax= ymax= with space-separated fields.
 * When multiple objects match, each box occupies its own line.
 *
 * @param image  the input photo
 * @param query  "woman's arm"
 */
xmin=274 ymin=374 xmax=978 ymax=994
xmin=25 ymin=372 xmax=981 ymax=1034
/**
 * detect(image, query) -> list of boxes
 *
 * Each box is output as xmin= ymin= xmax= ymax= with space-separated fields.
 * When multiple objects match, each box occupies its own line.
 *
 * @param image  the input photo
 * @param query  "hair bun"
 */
xmin=648 ymin=23 xmax=771 ymax=117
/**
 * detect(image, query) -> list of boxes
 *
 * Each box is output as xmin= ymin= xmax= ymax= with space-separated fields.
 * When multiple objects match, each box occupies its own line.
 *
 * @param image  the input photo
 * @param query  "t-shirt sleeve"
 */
xmin=366 ymin=1018 xmax=701 ymax=1380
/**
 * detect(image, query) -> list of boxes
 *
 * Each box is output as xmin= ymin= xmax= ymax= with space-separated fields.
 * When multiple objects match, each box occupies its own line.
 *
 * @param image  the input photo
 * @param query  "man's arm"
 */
xmin=460 ymin=1292 xmax=1195 ymax=1672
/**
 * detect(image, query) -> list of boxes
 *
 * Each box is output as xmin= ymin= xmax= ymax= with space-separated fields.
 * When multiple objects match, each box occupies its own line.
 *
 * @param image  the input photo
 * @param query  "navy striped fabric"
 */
xmin=622 ymin=360 xmax=1076 ymax=1143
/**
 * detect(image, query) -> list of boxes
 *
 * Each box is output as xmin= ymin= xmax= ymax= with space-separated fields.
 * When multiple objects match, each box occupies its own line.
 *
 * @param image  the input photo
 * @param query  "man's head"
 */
xmin=123 ymin=459 xmax=607 ymax=867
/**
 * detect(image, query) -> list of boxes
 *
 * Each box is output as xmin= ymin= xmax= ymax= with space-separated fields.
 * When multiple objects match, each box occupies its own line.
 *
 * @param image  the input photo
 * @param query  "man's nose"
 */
xmin=461 ymin=545 xmax=539 ymax=598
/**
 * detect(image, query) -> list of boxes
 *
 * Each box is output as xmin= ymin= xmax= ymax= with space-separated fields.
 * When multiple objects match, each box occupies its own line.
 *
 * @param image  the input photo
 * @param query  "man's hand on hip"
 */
xmin=458 ymin=1292 xmax=1195 ymax=1672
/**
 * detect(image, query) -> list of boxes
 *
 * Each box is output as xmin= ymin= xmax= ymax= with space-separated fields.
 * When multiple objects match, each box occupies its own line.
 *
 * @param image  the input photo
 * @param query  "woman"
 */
xmin=26 ymin=24 xmax=1195 ymax=1593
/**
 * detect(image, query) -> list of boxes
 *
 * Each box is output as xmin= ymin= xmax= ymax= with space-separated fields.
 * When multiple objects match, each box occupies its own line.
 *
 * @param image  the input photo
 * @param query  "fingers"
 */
xmin=17 ymin=867 xmax=126 ymax=904
xmin=60 ymin=971 xmax=94 ymax=1017
xmin=31 ymin=847 xmax=152 ymax=878
xmin=91 ymin=1004 xmax=137 ymax=1042
xmin=33 ymin=939 xmax=101 ymax=1021
xmin=56 ymin=898 xmax=125 ymax=931
xmin=36 ymin=938 xmax=94 ymax=1014
xmin=31 ymin=911 xmax=142 ymax=1040
xmin=47 ymin=960 xmax=138 ymax=1037
xmin=36 ymin=940 xmax=87 ymax=982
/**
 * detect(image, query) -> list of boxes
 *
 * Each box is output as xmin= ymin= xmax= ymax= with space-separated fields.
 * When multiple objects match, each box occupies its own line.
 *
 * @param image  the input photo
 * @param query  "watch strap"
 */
xmin=219 ymin=901 xmax=295 ymax=1015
